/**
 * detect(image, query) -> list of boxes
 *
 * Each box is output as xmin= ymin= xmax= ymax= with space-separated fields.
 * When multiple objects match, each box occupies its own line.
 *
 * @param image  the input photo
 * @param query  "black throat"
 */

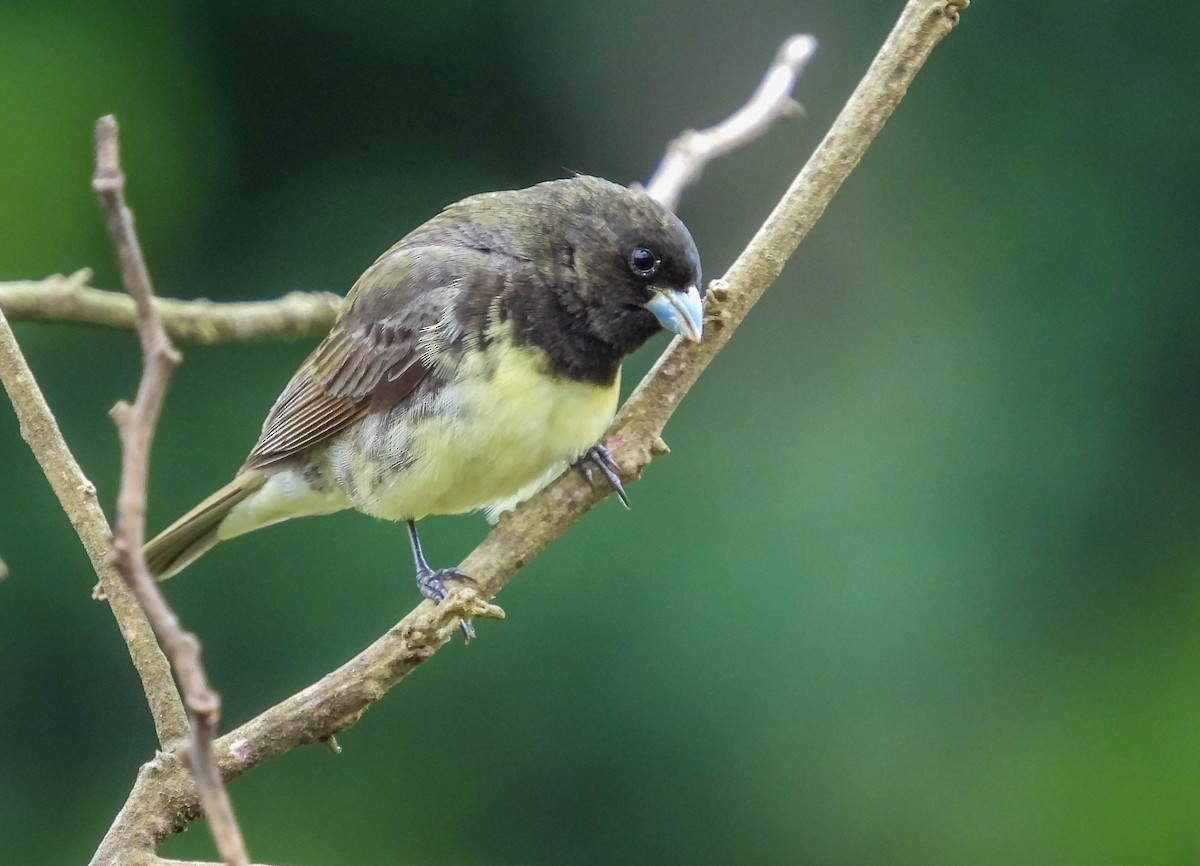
xmin=502 ymin=282 xmax=659 ymax=386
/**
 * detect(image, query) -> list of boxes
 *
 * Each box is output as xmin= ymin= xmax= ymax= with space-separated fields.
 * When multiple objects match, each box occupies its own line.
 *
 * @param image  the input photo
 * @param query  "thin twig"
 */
xmin=643 ymin=33 xmax=818 ymax=211
xmin=92 ymin=115 xmax=250 ymax=866
xmin=0 ymin=306 xmax=187 ymax=744
xmin=89 ymin=1 xmax=967 ymax=856
xmin=0 ymin=271 xmax=339 ymax=343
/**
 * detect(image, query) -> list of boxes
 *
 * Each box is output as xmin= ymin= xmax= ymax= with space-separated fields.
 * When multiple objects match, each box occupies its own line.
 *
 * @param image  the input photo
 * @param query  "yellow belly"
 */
xmin=335 ymin=340 xmax=619 ymax=521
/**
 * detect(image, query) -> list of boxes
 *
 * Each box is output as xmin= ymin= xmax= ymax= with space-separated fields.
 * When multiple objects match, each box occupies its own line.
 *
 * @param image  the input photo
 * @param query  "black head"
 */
xmin=528 ymin=176 xmax=703 ymax=356
xmin=430 ymin=175 xmax=703 ymax=383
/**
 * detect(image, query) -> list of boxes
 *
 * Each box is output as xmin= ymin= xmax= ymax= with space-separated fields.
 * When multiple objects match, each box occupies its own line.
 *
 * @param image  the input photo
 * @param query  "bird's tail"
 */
xmin=144 ymin=471 xmax=268 ymax=581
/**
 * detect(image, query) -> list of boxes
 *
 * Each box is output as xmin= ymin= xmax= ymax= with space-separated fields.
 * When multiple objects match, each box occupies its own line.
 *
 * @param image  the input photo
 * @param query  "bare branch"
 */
xmin=0 ymin=306 xmax=187 ymax=744
xmin=469 ymin=0 xmax=967 ymax=602
xmin=0 ymin=271 xmax=339 ymax=343
xmin=619 ymin=0 xmax=970 ymax=456
xmin=643 ymin=33 xmax=818 ymax=211
xmin=92 ymin=115 xmax=249 ymax=866
xmin=90 ymin=0 xmax=967 ymax=856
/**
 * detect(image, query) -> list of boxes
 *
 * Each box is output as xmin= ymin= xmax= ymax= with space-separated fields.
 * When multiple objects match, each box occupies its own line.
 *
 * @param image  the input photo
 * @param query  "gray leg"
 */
xmin=406 ymin=519 xmax=476 ymax=641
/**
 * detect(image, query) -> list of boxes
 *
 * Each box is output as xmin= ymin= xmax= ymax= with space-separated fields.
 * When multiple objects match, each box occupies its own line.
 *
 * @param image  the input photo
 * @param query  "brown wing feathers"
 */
xmin=239 ymin=248 xmax=497 ymax=470
xmin=241 ymin=318 xmax=433 ymax=470
xmin=146 ymin=244 xmax=509 ymax=578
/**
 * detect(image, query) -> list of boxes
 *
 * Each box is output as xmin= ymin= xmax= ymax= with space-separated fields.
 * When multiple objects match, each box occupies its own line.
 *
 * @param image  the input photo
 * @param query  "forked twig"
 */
xmin=92 ymin=115 xmax=250 ymax=866
xmin=644 ymin=34 xmax=818 ymax=210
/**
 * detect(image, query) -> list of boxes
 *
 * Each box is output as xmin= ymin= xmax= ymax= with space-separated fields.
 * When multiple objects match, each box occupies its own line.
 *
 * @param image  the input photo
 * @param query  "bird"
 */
xmin=143 ymin=175 xmax=703 ymax=637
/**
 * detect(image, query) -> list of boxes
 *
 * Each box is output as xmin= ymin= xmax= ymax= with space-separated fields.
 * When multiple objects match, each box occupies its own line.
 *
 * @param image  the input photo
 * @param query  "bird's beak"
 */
xmin=645 ymin=284 xmax=704 ymax=342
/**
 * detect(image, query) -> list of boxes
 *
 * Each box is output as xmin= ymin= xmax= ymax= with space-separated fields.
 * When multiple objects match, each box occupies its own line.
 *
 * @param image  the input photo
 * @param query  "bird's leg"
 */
xmin=574 ymin=443 xmax=630 ymax=509
xmin=406 ymin=519 xmax=476 ymax=640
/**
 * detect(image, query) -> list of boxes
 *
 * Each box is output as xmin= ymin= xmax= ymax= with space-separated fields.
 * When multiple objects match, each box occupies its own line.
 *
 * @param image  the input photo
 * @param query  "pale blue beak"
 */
xmin=645 ymin=284 xmax=703 ymax=342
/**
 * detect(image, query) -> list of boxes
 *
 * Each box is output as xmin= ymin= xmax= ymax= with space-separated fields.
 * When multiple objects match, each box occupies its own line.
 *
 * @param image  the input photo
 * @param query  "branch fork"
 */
xmin=92 ymin=114 xmax=250 ymax=866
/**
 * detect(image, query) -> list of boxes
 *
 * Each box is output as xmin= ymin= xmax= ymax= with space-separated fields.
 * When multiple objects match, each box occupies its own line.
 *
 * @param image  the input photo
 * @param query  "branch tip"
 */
xmin=643 ymin=32 xmax=818 ymax=210
xmin=778 ymin=33 xmax=819 ymax=66
xmin=945 ymin=0 xmax=969 ymax=22
xmin=92 ymin=116 xmax=124 ymax=192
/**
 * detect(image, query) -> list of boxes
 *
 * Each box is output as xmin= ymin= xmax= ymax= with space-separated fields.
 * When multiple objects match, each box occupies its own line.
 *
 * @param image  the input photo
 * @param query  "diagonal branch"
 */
xmin=90 ymin=0 xmax=967 ymax=857
xmin=457 ymin=0 xmax=969 ymax=614
xmin=0 ymin=306 xmax=187 ymax=745
xmin=0 ymin=270 xmax=339 ymax=343
xmin=92 ymin=115 xmax=250 ymax=866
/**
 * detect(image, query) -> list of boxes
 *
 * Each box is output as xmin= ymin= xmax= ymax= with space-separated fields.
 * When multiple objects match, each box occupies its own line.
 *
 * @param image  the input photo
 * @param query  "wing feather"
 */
xmin=242 ymin=245 xmax=505 ymax=470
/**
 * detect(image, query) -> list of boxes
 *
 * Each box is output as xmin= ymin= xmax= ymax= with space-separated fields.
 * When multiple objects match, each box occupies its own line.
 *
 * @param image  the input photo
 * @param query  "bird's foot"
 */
xmin=416 ymin=566 xmax=475 ymax=604
xmin=417 ymin=567 xmax=478 ymax=641
xmin=575 ymin=443 xmax=630 ymax=508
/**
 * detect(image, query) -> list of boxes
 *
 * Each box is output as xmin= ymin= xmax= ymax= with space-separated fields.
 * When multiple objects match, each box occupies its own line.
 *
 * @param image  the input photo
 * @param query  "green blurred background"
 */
xmin=3 ymin=1 xmax=1198 ymax=863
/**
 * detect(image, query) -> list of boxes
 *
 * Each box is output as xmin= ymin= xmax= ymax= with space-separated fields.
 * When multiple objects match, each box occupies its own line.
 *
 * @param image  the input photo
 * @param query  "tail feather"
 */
xmin=145 ymin=471 xmax=267 ymax=580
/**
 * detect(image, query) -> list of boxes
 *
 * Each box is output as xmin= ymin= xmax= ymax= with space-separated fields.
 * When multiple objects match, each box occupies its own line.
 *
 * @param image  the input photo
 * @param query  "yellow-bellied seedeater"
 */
xmin=145 ymin=175 xmax=703 ymax=637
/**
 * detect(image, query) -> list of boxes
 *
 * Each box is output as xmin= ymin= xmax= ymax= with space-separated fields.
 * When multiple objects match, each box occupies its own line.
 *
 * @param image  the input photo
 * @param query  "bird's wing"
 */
xmin=242 ymin=246 xmax=502 ymax=470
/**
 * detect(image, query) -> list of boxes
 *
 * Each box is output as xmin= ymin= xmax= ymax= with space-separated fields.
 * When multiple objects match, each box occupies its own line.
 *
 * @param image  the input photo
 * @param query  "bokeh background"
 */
xmin=3 ymin=1 xmax=1198 ymax=863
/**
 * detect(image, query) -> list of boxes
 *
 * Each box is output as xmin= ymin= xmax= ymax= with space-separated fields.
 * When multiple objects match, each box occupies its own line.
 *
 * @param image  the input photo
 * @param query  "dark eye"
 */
xmin=629 ymin=247 xmax=659 ymax=278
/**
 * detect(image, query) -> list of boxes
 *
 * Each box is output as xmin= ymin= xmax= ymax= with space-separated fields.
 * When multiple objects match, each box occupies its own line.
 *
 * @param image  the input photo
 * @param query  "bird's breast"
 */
xmin=333 ymin=339 xmax=620 ymax=521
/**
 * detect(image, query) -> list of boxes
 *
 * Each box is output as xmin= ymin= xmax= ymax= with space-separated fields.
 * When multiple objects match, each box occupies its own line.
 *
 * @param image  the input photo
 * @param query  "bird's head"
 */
xmin=525 ymin=176 xmax=704 ymax=355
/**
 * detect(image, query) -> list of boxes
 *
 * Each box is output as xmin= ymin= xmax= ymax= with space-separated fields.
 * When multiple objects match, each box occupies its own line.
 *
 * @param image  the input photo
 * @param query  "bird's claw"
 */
xmin=416 ymin=567 xmax=477 ymax=640
xmin=575 ymin=443 xmax=630 ymax=509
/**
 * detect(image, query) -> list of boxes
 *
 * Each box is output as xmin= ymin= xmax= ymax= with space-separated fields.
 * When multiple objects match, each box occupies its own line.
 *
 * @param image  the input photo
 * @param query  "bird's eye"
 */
xmin=629 ymin=247 xmax=659 ymax=278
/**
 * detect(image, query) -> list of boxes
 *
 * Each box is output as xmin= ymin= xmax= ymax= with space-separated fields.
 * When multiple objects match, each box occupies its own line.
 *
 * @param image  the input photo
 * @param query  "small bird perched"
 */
xmin=145 ymin=175 xmax=703 ymax=636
